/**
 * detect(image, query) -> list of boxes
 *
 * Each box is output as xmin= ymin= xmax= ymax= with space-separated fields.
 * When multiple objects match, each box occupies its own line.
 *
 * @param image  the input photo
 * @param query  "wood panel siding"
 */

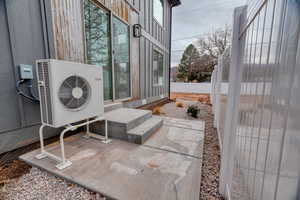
xmin=130 ymin=9 xmax=140 ymax=99
xmin=95 ymin=0 xmax=130 ymax=22
xmin=50 ymin=0 xmax=133 ymax=63
xmin=50 ymin=0 xmax=85 ymax=63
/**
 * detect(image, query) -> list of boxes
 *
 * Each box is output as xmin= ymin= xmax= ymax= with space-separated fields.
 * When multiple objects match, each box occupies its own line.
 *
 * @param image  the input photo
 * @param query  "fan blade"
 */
xmin=77 ymin=99 xmax=80 ymax=108
xmin=76 ymin=76 xmax=79 ymax=87
xmin=58 ymin=87 xmax=72 ymax=99
xmin=80 ymin=81 xmax=87 ymax=88
xmin=64 ymin=81 xmax=73 ymax=89
xmin=66 ymin=98 xmax=75 ymax=107
xmin=65 ymin=76 xmax=77 ymax=88
xmin=59 ymin=76 xmax=90 ymax=109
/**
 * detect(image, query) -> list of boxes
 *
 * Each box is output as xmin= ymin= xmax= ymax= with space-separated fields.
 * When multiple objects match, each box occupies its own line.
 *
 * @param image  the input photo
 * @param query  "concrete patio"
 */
xmin=20 ymin=116 xmax=204 ymax=200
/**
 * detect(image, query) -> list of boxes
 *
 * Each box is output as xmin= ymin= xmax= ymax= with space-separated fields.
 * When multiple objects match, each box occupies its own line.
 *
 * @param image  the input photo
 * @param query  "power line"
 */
xmin=174 ymin=1 xmax=238 ymax=16
xmin=171 ymin=48 xmax=202 ymax=52
xmin=172 ymin=33 xmax=209 ymax=42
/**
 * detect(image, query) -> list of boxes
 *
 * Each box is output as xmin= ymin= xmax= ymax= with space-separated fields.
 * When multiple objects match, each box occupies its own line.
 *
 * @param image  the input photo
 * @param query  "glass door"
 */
xmin=112 ymin=17 xmax=131 ymax=100
xmin=84 ymin=0 xmax=113 ymax=101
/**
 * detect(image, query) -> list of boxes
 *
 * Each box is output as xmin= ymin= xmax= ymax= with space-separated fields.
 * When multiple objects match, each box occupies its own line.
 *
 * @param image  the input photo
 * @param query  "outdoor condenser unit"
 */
xmin=35 ymin=59 xmax=110 ymax=170
xmin=36 ymin=59 xmax=104 ymax=127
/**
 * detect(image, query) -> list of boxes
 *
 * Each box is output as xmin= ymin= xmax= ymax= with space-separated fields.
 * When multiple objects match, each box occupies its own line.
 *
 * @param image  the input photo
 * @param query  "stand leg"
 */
xmin=83 ymin=119 xmax=91 ymax=139
xmin=56 ymin=128 xmax=72 ymax=170
xmin=102 ymin=119 xmax=111 ymax=144
xmin=35 ymin=117 xmax=108 ymax=170
xmin=35 ymin=125 xmax=47 ymax=160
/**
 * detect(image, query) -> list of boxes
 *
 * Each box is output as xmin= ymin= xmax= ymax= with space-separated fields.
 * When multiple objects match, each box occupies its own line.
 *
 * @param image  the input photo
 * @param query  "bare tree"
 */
xmin=174 ymin=26 xmax=231 ymax=82
xmin=196 ymin=25 xmax=231 ymax=66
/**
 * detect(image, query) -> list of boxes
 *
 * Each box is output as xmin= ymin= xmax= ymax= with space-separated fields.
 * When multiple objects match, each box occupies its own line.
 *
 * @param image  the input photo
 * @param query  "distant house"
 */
xmin=0 ymin=0 xmax=181 ymax=154
xmin=170 ymin=66 xmax=179 ymax=82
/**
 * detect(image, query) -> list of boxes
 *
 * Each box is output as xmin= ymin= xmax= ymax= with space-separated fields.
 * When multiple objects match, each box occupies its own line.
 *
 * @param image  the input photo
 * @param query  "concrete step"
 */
xmin=105 ymin=108 xmax=152 ymax=130
xmin=104 ymin=102 xmax=123 ymax=112
xmin=127 ymin=117 xmax=163 ymax=144
xmin=90 ymin=108 xmax=153 ymax=141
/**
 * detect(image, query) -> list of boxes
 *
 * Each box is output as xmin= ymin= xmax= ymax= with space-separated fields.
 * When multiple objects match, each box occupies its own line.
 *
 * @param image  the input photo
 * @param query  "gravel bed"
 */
xmin=198 ymin=105 xmax=224 ymax=200
xmin=0 ymin=167 xmax=104 ymax=200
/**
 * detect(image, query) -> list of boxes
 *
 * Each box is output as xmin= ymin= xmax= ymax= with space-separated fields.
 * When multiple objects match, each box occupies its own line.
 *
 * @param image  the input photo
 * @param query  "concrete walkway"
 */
xmin=20 ymin=117 xmax=204 ymax=200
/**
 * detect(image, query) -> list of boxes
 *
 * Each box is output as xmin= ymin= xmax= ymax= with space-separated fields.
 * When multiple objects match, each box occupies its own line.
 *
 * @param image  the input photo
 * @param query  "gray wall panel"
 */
xmin=6 ymin=0 xmax=48 ymax=126
xmin=0 ymin=125 xmax=59 ymax=155
xmin=140 ymin=37 xmax=146 ymax=99
xmin=139 ymin=0 xmax=172 ymax=100
xmin=0 ymin=0 xmax=52 ymax=153
xmin=0 ymin=0 xmax=22 ymax=132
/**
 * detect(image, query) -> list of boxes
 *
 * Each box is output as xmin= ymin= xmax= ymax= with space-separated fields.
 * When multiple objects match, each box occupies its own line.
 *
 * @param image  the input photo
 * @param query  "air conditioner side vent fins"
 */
xmin=37 ymin=61 xmax=53 ymax=124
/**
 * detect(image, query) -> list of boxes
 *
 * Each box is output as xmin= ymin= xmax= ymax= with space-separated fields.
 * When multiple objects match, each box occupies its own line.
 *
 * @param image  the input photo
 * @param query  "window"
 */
xmin=153 ymin=50 xmax=164 ymax=85
xmin=84 ymin=0 xmax=130 ymax=101
xmin=153 ymin=0 xmax=163 ymax=25
xmin=112 ymin=17 xmax=131 ymax=100
xmin=84 ymin=0 xmax=112 ymax=101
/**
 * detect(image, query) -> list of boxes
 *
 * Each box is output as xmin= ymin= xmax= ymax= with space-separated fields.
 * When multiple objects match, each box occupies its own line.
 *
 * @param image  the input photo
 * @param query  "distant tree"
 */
xmin=176 ymin=44 xmax=200 ymax=82
xmin=175 ymin=26 xmax=231 ymax=82
xmin=170 ymin=66 xmax=178 ymax=82
xmin=196 ymin=26 xmax=231 ymax=68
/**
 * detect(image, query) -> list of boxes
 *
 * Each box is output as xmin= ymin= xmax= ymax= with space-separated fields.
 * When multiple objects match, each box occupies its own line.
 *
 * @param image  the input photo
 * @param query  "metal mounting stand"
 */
xmin=35 ymin=117 xmax=111 ymax=170
xmin=84 ymin=118 xmax=112 ymax=144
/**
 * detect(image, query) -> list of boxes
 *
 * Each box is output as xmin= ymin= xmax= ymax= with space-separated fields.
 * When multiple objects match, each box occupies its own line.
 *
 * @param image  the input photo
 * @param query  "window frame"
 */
xmin=112 ymin=15 xmax=132 ymax=100
xmin=152 ymin=48 xmax=164 ymax=86
xmin=153 ymin=0 xmax=164 ymax=27
xmin=82 ymin=0 xmax=132 ymax=102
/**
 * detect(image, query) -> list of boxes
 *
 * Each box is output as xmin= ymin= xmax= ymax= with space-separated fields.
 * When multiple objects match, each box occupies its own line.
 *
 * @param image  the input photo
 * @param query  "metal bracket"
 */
xmin=85 ymin=118 xmax=112 ymax=144
xmin=35 ymin=117 xmax=110 ymax=170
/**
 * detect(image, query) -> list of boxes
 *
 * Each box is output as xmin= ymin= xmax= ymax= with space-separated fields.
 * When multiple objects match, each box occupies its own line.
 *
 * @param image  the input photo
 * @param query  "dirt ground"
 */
xmin=170 ymin=92 xmax=210 ymax=104
xmin=0 ymin=131 xmax=78 ymax=189
xmin=0 ymin=96 xmax=223 ymax=200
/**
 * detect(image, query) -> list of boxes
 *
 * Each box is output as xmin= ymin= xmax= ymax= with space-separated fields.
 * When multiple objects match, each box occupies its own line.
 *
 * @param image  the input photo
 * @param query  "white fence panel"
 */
xmin=170 ymin=82 xmax=212 ymax=94
xmin=213 ymin=1 xmax=300 ymax=200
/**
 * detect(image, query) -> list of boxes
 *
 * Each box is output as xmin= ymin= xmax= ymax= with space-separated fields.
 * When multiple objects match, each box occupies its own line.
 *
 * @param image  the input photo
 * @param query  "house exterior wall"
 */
xmin=0 ymin=0 xmax=176 ymax=154
xmin=0 ymin=0 xmax=59 ymax=154
xmin=139 ymin=0 xmax=172 ymax=100
xmin=47 ymin=0 xmax=172 ymax=102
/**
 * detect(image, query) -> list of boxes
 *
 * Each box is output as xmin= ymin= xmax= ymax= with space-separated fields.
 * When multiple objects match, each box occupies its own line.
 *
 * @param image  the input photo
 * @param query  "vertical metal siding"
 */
xmin=138 ymin=0 xmax=172 ymax=99
xmin=0 ymin=0 xmax=60 ymax=154
xmin=5 ymin=0 xmax=48 ymax=127
xmin=0 ymin=0 xmax=23 ymax=132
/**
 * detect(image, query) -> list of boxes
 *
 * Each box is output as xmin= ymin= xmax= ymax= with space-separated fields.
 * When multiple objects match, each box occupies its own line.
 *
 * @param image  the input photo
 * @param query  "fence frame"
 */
xmin=218 ymin=5 xmax=247 ymax=198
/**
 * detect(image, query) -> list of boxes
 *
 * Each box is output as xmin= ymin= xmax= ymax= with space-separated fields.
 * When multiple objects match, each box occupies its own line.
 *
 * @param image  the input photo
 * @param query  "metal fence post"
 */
xmin=219 ymin=5 xmax=247 ymax=198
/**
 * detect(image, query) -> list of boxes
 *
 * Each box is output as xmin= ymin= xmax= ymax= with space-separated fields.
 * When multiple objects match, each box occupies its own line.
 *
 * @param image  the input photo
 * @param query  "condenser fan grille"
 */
xmin=58 ymin=76 xmax=90 ymax=110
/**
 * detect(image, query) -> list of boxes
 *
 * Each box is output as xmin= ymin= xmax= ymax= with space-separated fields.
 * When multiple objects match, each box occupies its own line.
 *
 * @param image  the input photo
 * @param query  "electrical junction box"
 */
xmin=19 ymin=64 xmax=33 ymax=80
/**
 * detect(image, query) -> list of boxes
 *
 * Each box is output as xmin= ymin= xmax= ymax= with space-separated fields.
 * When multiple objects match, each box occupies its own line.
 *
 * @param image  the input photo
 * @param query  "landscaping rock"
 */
xmin=0 ymin=167 xmax=104 ymax=200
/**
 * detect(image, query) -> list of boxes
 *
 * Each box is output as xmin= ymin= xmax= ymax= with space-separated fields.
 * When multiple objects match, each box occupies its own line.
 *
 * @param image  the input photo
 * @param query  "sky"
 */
xmin=171 ymin=0 xmax=246 ymax=67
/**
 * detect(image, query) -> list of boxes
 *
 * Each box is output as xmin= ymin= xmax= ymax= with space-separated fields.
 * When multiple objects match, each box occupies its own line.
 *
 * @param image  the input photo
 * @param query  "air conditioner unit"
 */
xmin=36 ymin=59 xmax=104 ymax=128
xmin=35 ymin=59 xmax=110 ymax=170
